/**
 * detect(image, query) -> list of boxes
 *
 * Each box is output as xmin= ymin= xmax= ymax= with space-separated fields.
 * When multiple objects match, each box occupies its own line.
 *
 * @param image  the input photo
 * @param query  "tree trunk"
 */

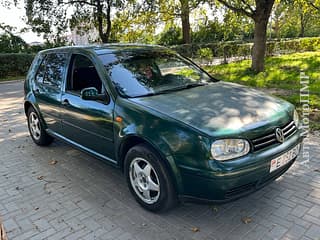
xmin=273 ymin=17 xmax=280 ymax=39
xmin=96 ymin=0 xmax=108 ymax=43
xmin=299 ymin=13 xmax=305 ymax=38
xmin=251 ymin=0 xmax=275 ymax=73
xmin=105 ymin=0 xmax=112 ymax=43
xmin=180 ymin=0 xmax=191 ymax=44
xmin=216 ymin=0 xmax=275 ymax=73
xmin=251 ymin=17 xmax=269 ymax=72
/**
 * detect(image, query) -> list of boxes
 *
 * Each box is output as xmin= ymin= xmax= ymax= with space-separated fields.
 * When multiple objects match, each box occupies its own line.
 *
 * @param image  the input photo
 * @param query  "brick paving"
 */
xmin=0 ymin=81 xmax=319 ymax=240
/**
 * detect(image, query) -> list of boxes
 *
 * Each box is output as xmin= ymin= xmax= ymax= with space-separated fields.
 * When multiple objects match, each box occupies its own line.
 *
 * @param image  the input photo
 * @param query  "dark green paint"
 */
xmin=24 ymin=44 xmax=303 ymax=202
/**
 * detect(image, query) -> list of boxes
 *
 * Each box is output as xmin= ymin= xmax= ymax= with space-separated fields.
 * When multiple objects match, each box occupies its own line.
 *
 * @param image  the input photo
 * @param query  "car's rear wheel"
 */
xmin=124 ymin=144 xmax=177 ymax=212
xmin=27 ymin=107 xmax=53 ymax=146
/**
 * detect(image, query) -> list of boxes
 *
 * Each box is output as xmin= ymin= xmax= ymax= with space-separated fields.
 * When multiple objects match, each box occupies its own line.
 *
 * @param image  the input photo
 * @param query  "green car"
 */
xmin=24 ymin=44 xmax=303 ymax=212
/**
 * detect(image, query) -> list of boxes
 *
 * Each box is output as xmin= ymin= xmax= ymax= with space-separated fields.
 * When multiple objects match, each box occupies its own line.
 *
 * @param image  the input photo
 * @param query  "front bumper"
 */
xmin=179 ymin=131 xmax=303 ymax=202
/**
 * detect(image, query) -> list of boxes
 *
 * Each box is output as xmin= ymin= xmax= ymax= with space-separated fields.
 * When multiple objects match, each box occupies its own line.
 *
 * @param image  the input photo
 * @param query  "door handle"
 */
xmin=34 ymin=89 xmax=40 ymax=94
xmin=62 ymin=99 xmax=70 ymax=106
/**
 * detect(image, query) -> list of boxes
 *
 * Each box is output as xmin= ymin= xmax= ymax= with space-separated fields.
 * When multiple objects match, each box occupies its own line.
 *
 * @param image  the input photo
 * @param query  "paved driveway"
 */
xmin=0 ymin=81 xmax=319 ymax=240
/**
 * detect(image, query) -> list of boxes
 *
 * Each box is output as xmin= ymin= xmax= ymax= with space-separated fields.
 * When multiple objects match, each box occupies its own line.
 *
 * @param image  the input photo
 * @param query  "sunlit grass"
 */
xmin=205 ymin=51 xmax=320 ymax=130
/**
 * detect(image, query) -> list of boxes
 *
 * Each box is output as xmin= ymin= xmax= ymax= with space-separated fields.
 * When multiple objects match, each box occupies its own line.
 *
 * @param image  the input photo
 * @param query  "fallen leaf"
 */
xmin=191 ymin=227 xmax=200 ymax=232
xmin=37 ymin=176 xmax=44 ymax=180
xmin=241 ymin=216 xmax=252 ymax=224
xmin=49 ymin=160 xmax=58 ymax=165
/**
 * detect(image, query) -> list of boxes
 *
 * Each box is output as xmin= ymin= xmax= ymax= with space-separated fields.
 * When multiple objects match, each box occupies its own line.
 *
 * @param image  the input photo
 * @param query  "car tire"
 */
xmin=124 ymin=143 xmax=177 ymax=212
xmin=27 ymin=107 xmax=53 ymax=146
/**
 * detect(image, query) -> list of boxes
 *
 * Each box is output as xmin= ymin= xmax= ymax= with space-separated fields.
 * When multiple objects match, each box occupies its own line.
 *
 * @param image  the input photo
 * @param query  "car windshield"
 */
xmin=99 ymin=52 xmax=215 ymax=98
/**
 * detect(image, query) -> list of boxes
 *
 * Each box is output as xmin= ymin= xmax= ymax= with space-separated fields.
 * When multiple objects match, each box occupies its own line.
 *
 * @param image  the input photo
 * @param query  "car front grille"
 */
xmin=251 ymin=121 xmax=297 ymax=151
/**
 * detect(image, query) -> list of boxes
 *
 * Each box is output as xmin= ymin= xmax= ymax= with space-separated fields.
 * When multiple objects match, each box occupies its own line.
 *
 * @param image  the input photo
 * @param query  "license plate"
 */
xmin=270 ymin=144 xmax=300 ymax=173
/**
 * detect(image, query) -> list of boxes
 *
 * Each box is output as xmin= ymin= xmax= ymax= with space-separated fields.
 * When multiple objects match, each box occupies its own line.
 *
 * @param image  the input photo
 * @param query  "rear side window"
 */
xmin=36 ymin=53 xmax=68 ymax=89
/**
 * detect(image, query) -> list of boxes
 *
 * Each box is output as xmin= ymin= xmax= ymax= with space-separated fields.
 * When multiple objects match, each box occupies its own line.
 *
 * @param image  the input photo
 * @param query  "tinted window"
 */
xmin=66 ymin=54 xmax=104 ymax=95
xmin=36 ymin=53 xmax=68 ymax=89
xmin=99 ymin=52 xmax=213 ymax=98
xmin=35 ymin=56 xmax=46 ymax=84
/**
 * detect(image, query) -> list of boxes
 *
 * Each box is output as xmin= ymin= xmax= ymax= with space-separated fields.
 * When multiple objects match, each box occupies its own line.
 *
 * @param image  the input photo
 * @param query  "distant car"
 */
xmin=24 ymin=44 xmax=303 ymax=212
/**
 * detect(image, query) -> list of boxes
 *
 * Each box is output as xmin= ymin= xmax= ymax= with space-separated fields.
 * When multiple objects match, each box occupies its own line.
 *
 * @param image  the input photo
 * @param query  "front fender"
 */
xmin=114 ymin=98 xmax=212 ymax=195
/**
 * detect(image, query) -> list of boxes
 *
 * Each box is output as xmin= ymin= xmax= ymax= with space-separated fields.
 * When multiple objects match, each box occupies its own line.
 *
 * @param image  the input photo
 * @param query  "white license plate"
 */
xmin=270 ymin=144 xmax=300 ymax=173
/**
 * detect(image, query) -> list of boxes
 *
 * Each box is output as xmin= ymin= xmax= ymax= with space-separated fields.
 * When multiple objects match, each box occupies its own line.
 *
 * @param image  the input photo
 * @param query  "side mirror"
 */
xmin=80 ymin=87 xmax=110 ymax=103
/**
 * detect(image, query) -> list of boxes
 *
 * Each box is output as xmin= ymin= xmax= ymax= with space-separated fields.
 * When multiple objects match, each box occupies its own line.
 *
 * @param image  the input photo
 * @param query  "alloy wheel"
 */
xmin=129 ymin=157 xmax=160 ymax=204
xmin=29 ymin=112 xmax=41 ymax=140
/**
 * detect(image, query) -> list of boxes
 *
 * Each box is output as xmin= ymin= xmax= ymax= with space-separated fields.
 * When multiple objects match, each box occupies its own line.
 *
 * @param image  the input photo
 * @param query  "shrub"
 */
xmin=171 ymin=37 xmax=320 ymax=60
xmin=0 ymin=53 xmax=34 ymax=78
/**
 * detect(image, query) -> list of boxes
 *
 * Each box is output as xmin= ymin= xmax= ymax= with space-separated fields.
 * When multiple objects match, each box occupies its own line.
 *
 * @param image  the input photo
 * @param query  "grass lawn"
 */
xmin=205 ymin=51 xmax=320 ymax=131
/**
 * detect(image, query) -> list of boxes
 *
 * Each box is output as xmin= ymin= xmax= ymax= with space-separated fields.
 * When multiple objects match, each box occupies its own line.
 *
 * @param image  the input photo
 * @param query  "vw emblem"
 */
xmin=275 ymin=128 xmax=285 ymax=143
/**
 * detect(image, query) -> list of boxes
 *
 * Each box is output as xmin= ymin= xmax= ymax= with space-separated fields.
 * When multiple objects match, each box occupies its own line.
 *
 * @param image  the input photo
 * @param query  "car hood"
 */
xmin=130 ymin=81 xmax=293 ymax=137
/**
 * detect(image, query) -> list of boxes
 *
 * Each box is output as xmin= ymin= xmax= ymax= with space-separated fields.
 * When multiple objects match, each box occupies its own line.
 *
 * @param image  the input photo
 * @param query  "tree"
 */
xmin=270 ymin=1 xmax=287 ymax=39
xmin=157 ymin=25 xmax=183 ymax=45
xmin=290 ymin=0 xmax=319 ymax=37
xmin=215 ymin=0 xmax=275 ymax=73
xmin=25 ymin=0 xmax=131 ymax=43
xmin=108 ymin=2 xmax=157 ymax=43
xmin=273 ymin=0 xmax=320 ymax=38
xmin=307 ymin=0 xmax=320 ymax=11
xmin=147 ymin=0 xmax=204 ymax=44
xmin=0 ymin=24 xmax=27 ymax=53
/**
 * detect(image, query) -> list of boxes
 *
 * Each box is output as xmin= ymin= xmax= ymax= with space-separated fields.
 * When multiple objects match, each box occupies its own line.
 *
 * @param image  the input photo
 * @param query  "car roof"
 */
xmin=38 ymin=44 xmax=174 ymax=56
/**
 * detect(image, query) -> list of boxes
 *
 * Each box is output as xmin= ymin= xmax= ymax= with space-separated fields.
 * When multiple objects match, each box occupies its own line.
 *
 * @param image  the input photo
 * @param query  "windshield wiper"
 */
xmin=132 ymin=82 xmax=208 ymax=98
xmin=158 ymin=82 xmax=208 ymax=93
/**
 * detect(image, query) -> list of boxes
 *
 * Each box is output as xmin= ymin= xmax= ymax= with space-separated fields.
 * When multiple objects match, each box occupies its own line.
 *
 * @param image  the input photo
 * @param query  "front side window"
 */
xmin=66 ymin=54 xmax=104 ymax=95
xmin=35 ymin=53 xmax=68 ymax=89
xmin=99 ymin=52 xmax=214 ymax=98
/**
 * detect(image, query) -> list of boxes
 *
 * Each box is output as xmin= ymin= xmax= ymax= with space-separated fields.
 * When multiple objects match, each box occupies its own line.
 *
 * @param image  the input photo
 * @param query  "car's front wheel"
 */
xmin=124 ymin=144 xmax=177 ymax=212
xmin=27 ymin=107 xmax=53 ymax=146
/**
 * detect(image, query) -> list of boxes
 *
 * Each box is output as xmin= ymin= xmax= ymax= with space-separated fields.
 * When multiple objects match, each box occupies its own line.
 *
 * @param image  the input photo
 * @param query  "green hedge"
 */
xmin=172 ymin=37 xmax=320 ymax=60
xmin=0 ymin=53 xmax=35 ymax=78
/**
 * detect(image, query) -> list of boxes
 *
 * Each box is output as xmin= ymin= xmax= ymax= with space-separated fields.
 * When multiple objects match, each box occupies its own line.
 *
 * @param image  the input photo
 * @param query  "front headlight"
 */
xmin=293 ymin=109 xmax=299 ymax=127
xmin=211 ymin=139 xmax=250 ymax=161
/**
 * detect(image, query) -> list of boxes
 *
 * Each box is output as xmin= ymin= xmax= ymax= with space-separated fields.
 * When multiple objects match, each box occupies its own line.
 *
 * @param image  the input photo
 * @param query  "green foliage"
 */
xmin=172 ymin=37 xmax=320 ymax=59
xmin=192 ymin=20 xmax=224 ymax=43
xmin=109 ymin=3 xmax=157 ymax=43
xmin=172 ymin=41 xmax=252 ymax=59
xmin=157 ymin=26 xmax=183 ymax=46
xmin=197 ymin=47 xmax=213 ymax=59
xmin=270 ymin=0 xmax=320 ymax=38
xmin=0 ymin=53 xmax=34 ymax=79
xmin=0 ymin=33 xmax=27 ymax=53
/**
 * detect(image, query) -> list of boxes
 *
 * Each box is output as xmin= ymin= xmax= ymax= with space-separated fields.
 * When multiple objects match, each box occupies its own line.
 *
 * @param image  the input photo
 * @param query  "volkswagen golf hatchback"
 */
xmin=24 ymin=44 xmax=303 ymax=212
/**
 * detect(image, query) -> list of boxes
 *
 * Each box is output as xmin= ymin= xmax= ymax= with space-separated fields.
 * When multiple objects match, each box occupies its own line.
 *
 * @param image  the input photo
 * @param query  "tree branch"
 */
xmin=58 ymin=0 xmax=97 ymax=7
xmin=216 ymin=0 xmax=254 ymax=18
xmin=308 ymin=1 xmax=320 ymax=11
xmin=240 ymin=0 xmax=255 ymax=13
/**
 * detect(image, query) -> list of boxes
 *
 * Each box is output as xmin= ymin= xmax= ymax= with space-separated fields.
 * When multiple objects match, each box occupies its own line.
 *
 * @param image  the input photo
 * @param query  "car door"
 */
xmin=33 ymin=52 xmax=68 ymax=134
xmin=60 ymin=53 xmax=115 ymax=162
